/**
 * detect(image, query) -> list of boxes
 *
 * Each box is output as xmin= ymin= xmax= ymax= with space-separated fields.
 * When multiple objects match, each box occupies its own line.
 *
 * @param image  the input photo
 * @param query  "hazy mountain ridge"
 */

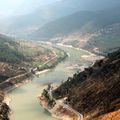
xmin=60 ymin=23 xmax=120 ymax=53
xmin=32 ymin=6 xmax=120 ymax=40
xmin=1 ymin=0 xmax=120 ymax=37
xmin=86 ymin=23 xmax=120 ymax=52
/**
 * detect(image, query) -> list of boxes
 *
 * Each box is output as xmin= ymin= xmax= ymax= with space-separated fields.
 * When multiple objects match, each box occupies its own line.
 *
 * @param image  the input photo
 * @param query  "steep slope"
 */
xmin=62 ymin=23 xmax=120 ymax=53
xmin=32 ymin=6 xmax=120 ymax=39
xmin=31 ymin=11 xmax=97 ymax=39
xmin=0 ymin=34 xmax=25 ymax=63
xmin=0 ymin=34 xmax=28 ymax=83
xmin=53 ymin=49 xmax=120 ymax=120
xmin=86 ymin=23 xmax=120 ymax=52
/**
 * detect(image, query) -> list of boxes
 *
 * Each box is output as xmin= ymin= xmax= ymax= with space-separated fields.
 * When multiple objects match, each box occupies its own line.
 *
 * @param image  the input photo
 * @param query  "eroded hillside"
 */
xmin=53 ymin=48 xmax=120 ymax=120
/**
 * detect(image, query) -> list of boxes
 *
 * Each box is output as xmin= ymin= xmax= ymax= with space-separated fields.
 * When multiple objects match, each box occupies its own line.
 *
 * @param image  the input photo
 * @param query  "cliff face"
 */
xmin=53 ymin=49 xmax=120 ymax=120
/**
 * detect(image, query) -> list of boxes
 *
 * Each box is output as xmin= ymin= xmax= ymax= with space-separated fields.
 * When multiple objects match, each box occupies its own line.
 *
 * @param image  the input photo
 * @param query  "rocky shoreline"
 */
xmin=38 ymin=95 xmax=80 ymax=120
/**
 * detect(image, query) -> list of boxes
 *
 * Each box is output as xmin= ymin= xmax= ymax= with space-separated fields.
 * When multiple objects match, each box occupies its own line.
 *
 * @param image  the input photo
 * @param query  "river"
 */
xmin=8 ymin=44 xmax=92 ymax=120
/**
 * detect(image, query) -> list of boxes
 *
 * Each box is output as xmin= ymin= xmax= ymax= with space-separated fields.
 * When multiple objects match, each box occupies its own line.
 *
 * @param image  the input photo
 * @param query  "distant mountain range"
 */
xmin=1 ymin=0 xmax=120 ymax=37
xmin=31 ymin=6 xmax=120 ymax=39
xmin=0 ymin=0 xmax=120 ymax=53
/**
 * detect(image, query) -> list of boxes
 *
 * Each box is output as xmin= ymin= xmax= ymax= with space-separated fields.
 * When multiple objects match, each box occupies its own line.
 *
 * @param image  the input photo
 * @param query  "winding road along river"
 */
xmin=8 ymin=44 xmax=91 ymax=120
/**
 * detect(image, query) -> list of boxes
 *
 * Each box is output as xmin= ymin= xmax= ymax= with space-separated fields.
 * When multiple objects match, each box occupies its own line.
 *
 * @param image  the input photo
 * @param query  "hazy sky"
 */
xmin=0 ymin=0 xmax=24 ymax=16
xmin=0 ymin=0 xmax=59 ymax=16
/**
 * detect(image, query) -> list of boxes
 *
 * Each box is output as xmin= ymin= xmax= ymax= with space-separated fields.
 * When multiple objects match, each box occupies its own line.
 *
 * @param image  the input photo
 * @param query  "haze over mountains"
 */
xmin=0 ymin=1 xmax=120 ymax=120
xmin=1 ymin=0 xmax=120 ymax=38
xmin=32 ymin=6 xmax=120 ymax=38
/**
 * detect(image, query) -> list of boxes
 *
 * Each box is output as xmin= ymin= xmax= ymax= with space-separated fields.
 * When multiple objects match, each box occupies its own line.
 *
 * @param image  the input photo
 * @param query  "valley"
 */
xmin=0 ymin=1 xmax=120 ymax=120
xmin=0 ymin=35 xmax=67 ymax=91
xmin=8 ymin=43 xmax=94 ymax=120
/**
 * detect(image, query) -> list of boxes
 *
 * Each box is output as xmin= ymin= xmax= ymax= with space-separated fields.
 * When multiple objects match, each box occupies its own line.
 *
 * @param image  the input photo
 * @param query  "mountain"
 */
xmin=86 ymin=23 xmax=120 ymax=52
xmin=31 ymin=6 xmax=120 ymax=39
xmin=0 ymin=33 xmax=64 ymax=83
xmin=0 ymin=0 xmax=85 ymax=36
xmin=0 ymin=34 xmax=29 ymax=80
xmin=0 ymin=34 xmax=25 ymax=63
xmin=52 ymin=48 xmax=120 ymax=120
xmin=1 ymin=0 xmax=120 ymax=37
xmin=59 ymin=23 xmax=120 ymax=53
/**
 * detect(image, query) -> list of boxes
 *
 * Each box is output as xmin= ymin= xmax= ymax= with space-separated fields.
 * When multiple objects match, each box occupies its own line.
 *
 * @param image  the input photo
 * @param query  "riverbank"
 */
xmin=0 ymin=91 xmax=11 ymax=120
xmin=32 ymin=43 xmax=68 ymax=75
xmin=1 ymin=44 xmax=68 ymax=120
xmin=4 ymin=95 xmax=12 ymax=119
xmin=7 ymin=42 xmax=102 ymax=120
xmin=0 ymin=71 xmax=32 ymax=92
xmin=38 ymin=95 xmax=80 ymax=120
xmin=36 ymin=42 xmax=104 ymax=120
xmin=0 ymin=41 xmax=68 ymax=92
xmin=39 ymin=41 xmax=104 ymax=63
xmin=38 ymin=83 xmax=83 ymax=120
xmin=57 ymin=43 xmax=104 ymax=62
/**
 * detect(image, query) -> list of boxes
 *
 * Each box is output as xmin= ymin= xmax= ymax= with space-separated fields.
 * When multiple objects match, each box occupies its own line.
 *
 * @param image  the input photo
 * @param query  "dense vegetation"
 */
xmin=53 ymin=49 xmax=120 ymax=120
